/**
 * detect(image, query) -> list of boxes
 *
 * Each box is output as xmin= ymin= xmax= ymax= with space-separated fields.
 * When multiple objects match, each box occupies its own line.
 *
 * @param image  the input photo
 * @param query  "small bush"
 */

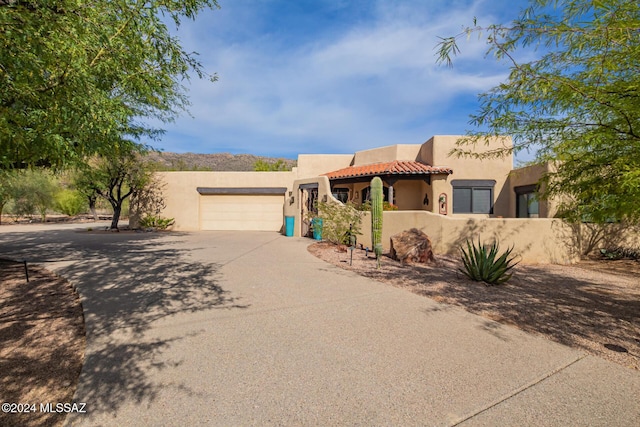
xmin=314 ymin=201 xmax=363 ymax=245
xmin=54 ymin=190 xmax=88 ymax=216
xmin=599 ymin=247 xmax=640 ymax=260
xmin=383 ymin=201 xmax=398 ymax=211
xmin=139 ymin=215 xmax=175 ymax=230
xmin=357 ymin=201 xmax=398 ymax=211
xmin=459 ymin=239 xmax=519 ymax=286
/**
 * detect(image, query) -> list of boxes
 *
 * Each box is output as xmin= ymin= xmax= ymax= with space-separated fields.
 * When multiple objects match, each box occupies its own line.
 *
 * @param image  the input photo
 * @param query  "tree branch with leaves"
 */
xmin=436 ymin=0 xmax=640 ymax=223
xmin=74 ymin=148 xmax=156 ymax=230
xmin=1 ymin=0 xmax=219 ymax=169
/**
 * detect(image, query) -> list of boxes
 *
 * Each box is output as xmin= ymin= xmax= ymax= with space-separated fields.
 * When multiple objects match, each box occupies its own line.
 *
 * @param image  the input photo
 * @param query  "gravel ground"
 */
xmin=0 ymin=261 xmax=85 ymax=427
xmin=308 ymin=242 xmax=640 ymax=371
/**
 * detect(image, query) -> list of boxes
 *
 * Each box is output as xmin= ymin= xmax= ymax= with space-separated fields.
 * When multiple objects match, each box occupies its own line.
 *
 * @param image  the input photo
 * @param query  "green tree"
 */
xmin=31 ymin=170 xmax=57 ymax=222
xmin=436 ymin=0 xmax=640 ymax=223
xmin=0 ymin=0 xmax=219 ymax=169
xmin=9 ymin=169 xmax=57 ymax=221
xmin=0 ymin=170 xmax=15 ymax=224
xmin=76 ymin=148 xmax=154 ymax=230
xmin=69 ymin=168 xmax=99 ymax=220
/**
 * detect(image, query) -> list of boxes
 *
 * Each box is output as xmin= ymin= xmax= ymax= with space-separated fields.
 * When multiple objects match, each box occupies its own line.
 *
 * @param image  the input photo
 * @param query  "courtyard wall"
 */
xmin=357 ymin=211 xmax=582 ymax=264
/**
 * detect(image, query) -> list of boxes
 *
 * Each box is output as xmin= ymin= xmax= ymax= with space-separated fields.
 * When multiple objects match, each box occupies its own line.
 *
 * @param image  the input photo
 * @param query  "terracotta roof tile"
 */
xmin=323 ymin=160 xmax=452 ymax=180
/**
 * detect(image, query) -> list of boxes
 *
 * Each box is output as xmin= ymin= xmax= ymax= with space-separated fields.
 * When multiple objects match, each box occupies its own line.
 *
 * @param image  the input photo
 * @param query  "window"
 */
xmin=515 ymin=185 xmax=539 ymax=218
xmin=332 ymin=188 xmax=349 ymax=203
xmin=361 ymin=185 xmax=389 ymax=203
xmin=452 ymin=180 xmax=495 ymax=214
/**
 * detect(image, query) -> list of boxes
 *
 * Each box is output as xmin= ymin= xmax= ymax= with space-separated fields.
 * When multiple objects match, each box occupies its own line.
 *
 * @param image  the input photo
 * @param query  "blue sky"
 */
xmin=149 ymin=0 xmax=534 ymax=163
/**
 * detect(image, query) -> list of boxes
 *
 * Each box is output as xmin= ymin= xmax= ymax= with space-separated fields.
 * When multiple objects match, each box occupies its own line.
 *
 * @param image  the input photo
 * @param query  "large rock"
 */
xmin=390 ymin=228 xmax=436 ymax=264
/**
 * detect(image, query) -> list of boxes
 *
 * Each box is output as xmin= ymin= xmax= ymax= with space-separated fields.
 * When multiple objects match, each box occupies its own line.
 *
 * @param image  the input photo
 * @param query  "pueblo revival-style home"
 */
xmin=158 ymin=135 xmax=573 ymax=263
xmin=160 ymin=135 xmax=550 ymax=231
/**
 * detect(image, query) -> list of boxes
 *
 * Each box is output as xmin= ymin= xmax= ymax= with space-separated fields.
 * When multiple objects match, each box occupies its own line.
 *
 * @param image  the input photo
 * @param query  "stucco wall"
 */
xmin=285 ymin=176 xmax=336 ymax=237
xmin=429 ymin=175 xmax=449 ymax=215
xmin=352 ymin=144 xmax=422 ymax=166
xmin=576 ymin=222 xmax=640 ymax=255
xmin=157 ymin=171 xmax=296 ymax=231
xmin=356 ymin=210 xmax=582 ymax=264
xmin=296 ymin=154 xmax=354 ymax=179
xmin=419 ymin=135 xmax=514 ymax=218
xmin=393 ymin=180 xmax=427 ymax=210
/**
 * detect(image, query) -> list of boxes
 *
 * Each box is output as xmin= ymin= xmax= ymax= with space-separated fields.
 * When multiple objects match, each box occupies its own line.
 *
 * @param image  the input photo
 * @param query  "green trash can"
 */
xmin=311 ymin=218 xmax=323 ymax=240
xmin=285 ymin=216 xmax=294 ymax=237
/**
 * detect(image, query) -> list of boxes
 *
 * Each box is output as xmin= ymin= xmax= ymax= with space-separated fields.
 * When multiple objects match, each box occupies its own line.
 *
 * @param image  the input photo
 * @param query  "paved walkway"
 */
xmin=1 ymin=223 xmax=638 ymax=426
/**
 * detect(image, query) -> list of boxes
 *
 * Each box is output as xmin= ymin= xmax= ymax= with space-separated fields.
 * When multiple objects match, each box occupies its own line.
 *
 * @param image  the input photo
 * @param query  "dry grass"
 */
xmin=308 ymin=242 xmax=640 ymax=371
xmin=0 ymin=261 xmax=85 ymax=427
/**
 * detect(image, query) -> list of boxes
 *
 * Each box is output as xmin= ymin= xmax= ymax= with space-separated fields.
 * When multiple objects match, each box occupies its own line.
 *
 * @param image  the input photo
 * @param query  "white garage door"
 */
xmin=199 ymin=194 xmax=284 ymax=231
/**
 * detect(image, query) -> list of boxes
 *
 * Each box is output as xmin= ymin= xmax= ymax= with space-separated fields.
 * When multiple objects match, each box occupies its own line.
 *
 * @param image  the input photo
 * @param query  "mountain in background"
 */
xmin=145 ymin=152 xmax=297 ymax=171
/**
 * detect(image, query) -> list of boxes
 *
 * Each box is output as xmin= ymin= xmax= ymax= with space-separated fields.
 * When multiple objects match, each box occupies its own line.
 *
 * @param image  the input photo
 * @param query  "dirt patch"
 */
xmin=0 ymin=215 xmax=111 ymax=226
xmin=574 ymin=256 xmax=640 ymax=278
xmin=0 ymin=261 xmax=85 ymax=427
xmin=308 ymin=242 xmax=640 ymax=370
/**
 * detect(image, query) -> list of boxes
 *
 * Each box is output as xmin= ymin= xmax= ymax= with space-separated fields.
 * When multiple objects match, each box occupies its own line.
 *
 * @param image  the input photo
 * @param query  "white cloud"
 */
xmin=152 ymin=0 xmax=528 ymax=157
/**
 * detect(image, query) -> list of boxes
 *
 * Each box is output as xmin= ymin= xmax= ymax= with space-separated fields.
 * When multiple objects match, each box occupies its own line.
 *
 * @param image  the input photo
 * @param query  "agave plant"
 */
xmin=459 ymin=239 xmax=519 ymax=286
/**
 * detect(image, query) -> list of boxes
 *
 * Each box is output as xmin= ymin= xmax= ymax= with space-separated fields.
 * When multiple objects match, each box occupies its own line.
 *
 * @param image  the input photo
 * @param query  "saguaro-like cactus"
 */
xmin=370 ymin=176 xmax=383 ymax=268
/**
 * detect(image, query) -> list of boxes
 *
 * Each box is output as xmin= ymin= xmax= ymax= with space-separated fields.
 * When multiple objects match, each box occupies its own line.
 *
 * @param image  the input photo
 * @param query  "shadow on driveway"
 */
xmin=0 ymin=227 xmax=249 ymax=416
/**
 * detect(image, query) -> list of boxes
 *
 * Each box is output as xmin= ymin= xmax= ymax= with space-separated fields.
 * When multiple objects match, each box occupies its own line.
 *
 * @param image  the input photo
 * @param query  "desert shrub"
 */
xmin=139 ymin=215 xmax=175 ymax=230
xmin=253 ymin=159 xmax=291 ymax=171
xmin=357 ymin=201 xmax=398 ymax=211
xmin=459 ymin=239 xmax=519 ymax=286
xmin=315 ymin=201 xmax=363 ymax=245
xmin=0 ymin=171 xmax=15 ymax=224
xmin=7 ymin=197 xmax=34 ymax=218
xmin=383 ymin=201 xmax=398 ymax=211
xmin=54 ymin=190 xmax=88 ymax=216
xmin=9 ymin=169 xmax=57 ymax=221
xmin=599 ymin=247 xmax=640 ymax=261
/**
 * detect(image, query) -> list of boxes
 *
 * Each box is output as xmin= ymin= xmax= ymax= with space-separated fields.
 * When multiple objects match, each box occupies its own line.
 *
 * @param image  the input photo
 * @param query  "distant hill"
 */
xmin=145 ymin=152 xmax=297 ymax=171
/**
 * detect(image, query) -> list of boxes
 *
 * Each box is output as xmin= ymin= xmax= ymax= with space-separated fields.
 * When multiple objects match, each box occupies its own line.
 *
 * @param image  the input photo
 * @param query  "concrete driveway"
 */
xmin=1 ymin=223 xmax=638 ymax=426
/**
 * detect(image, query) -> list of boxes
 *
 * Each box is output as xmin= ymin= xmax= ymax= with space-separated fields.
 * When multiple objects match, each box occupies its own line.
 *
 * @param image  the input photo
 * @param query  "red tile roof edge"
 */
xmin=323 ymin=160 xmax=453 ymax=180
